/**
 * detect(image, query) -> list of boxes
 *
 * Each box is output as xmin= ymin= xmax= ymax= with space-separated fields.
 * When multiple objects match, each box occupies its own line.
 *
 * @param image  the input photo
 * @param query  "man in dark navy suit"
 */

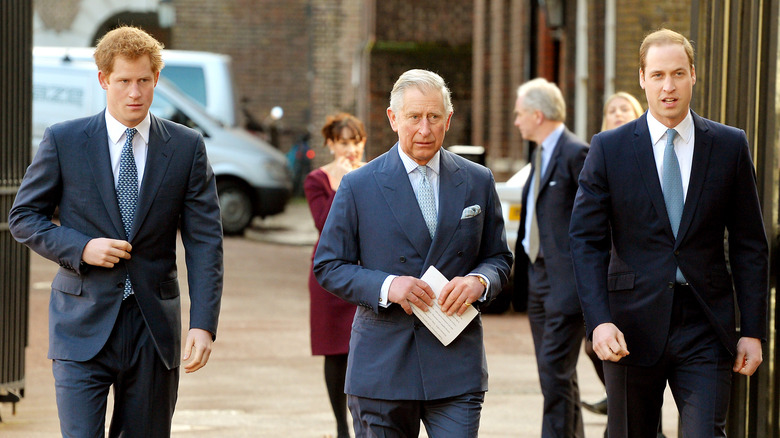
xmin=570 ymin=28 xmax=768 ymax=437
xmin=514 ymin=78 xmax=588 ymax=438
xmin=10 ymin=26 xmax=223 ymax=437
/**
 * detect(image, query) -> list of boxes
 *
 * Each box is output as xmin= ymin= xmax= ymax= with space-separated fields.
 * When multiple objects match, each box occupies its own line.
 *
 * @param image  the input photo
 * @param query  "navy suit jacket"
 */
xmin=9 ymin=111 xmax=223 ymax=370
xmin=314 ymin=144 xmax=513 ymax=400
xmin=569 ymin=111 xmax=768 ymax=367
xmin=515 ymin=128 xmax=588 ymax=315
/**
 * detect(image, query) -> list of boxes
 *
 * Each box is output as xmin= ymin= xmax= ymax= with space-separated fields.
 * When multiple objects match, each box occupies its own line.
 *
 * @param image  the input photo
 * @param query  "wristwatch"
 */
xmin=475 ymin=275 xmax=488 ymax=291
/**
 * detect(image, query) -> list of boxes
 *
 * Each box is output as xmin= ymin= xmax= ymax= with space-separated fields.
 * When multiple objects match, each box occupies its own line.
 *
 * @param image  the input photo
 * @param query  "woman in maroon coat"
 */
xmin=304 ymin=113 xmax=365 ymax=438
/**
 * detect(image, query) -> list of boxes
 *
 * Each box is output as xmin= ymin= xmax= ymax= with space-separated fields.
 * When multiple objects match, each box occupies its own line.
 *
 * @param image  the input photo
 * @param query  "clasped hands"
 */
xmin=592 ymin=322 xmax=763 ymax=376
xmin=388 ymin=275 xmax=483 ymax=317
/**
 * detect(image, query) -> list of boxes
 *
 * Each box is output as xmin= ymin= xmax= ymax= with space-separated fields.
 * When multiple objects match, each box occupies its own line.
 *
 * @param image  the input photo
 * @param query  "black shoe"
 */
xmin=581 ymin=397 xmax=608 ymax=415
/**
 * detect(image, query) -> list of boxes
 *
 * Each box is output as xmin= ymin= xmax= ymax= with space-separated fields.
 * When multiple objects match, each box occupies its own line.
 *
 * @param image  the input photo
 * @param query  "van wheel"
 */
xmin=217 ymin=180 xmax=253 ymax=235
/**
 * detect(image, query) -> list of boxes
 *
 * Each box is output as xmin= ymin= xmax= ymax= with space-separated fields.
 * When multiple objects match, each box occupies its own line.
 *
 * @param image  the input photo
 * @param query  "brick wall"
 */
xmin=367 ymin=0 xmax=474 ymax=160
xmin=171 ymin=0 xmax=311 ymax=152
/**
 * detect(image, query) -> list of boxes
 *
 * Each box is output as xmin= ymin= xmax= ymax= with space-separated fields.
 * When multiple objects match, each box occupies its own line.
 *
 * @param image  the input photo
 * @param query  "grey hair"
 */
xmin=389 ymin=69 xmax=453 ymax=115
xmin=516 ymin=78 xmax=566 ymax=122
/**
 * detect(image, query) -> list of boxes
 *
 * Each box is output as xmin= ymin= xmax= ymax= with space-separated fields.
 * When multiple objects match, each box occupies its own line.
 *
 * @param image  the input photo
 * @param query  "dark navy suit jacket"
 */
xmin=515 ymin=128 xmax=588 ymax=316
xmin=569 ymin=111 xmax=768 ymax=367
xmin=314 ymin=144 xmax=512 ymax=400
xmin=10 ymin=111 xmax=223 ymax=370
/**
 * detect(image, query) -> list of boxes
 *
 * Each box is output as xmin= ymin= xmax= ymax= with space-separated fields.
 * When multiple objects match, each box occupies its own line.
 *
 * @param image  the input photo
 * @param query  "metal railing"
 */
xmin=0 ymin=0 xmax=32 ymax=421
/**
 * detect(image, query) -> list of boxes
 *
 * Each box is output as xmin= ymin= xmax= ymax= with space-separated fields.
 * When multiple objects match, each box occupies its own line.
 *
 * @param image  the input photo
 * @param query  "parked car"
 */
xmin=494 ymin=163 xmax=531 ymax=252
xmin=33 ymin=55 xmax=292 ymax=234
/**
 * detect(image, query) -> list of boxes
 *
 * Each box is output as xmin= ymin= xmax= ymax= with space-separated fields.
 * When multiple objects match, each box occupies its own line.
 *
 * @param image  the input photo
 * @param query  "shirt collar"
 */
xmin=540 ymin=123 xmax=565 ymax=152
xmin=646 ymin=110 xmax=693 ymax=145
xmin=398 ymin=145 xmax=441 ymax=176
xmin=105 ymin=110 xmax=151 ymax=144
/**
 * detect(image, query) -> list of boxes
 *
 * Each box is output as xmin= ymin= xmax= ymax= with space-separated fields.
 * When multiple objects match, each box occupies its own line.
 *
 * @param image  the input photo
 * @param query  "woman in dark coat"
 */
xmin=304 ymin=113 xmax=365 ymax=438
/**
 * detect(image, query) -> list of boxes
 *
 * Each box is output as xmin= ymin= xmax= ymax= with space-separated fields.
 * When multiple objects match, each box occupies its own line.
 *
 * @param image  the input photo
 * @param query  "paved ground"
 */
xmin=0 ymin=199 xmax=678 ymax=437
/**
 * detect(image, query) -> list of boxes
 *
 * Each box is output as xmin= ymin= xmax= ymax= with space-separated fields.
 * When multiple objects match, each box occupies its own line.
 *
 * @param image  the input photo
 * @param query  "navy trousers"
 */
xmin=53 ymin=295 xmax=179 ymax=438
xmin=348 ymin=392 xmax=484 ymax=437
xmin=604 ymin=284 xmax=732 ymax=438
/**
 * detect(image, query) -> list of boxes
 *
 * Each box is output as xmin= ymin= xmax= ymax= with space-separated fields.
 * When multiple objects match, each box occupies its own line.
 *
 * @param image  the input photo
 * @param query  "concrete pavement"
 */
xmin=0 ymin=199 xmax=678 ymax=437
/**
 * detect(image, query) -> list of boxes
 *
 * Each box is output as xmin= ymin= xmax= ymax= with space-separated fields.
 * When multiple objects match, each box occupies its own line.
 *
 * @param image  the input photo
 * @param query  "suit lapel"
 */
xmin=632 ymin=115 xmax=675 ymax=241
xmin=84 ymin=111 xmax=126 ymax=239
xmin=374 ymin=145 xmax=432 ymax=259
xmin=132 ymin=115 xmax=174 ymax=240
xmin=675 ymin=112 xmax=711 ymax=246
xmin=424 ymin=149 xmax=466 ymax=269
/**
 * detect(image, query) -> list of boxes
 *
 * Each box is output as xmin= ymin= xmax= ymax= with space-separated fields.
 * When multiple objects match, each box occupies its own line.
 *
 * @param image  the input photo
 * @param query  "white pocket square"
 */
xmin=461 ymin=205 xmax=482 ymax=219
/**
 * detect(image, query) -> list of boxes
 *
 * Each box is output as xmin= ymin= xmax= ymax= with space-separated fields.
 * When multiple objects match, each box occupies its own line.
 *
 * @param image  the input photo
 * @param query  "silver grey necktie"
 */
xmin=527 ymin=146 xmax=542 ymax=263
xmin=416 ymin=165 xmax=437 ymax=239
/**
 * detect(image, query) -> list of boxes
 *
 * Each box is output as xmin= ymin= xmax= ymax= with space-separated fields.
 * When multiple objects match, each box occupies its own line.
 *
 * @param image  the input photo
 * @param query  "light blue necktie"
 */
xmin=416 ymin=165 xmax=437 ymax=239
xmin=117 ymin=128 xmax=138 ymax=299
xmin=661 ymin=128 xmax=686 ymax=283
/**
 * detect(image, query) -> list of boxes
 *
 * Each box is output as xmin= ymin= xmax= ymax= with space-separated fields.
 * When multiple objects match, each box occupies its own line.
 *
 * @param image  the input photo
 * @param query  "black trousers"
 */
xmin=53 ymin=295 xmax=179 ymax=438
xmin=527 ymin=258 xmax=585 ymax=438
xmin=604 ymin=284 xmax=732 ymax=438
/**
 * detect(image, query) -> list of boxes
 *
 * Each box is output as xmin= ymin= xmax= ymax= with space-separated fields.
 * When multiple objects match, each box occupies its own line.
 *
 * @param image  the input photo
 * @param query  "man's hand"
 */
xmin=733 ymin=337 xmax=762 ymax=376
xmin=81 ymin=238 xmax=132 ymax=268
xmin=592 ymin=322 xmax=629 ymax=362
xmin=388 ymin=276 xmax=436 ymax=315
xmin=183 ymin=328 xmax=214 ymax=373
xmin=439 ymin=276 xmax=483 ymax=316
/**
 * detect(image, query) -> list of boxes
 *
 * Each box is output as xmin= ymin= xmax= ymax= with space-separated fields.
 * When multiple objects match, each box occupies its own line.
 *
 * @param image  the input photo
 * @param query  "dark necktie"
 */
xmin=527 ymin=146 xmax=543 ymax=263
xmin=661 ymin=128 xmax=686 ymax=283
xmin=117 ymin=128 xmax=138 ymax=299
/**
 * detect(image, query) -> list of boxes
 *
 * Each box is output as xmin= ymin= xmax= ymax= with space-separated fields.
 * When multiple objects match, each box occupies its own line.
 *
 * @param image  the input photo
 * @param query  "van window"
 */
xmin=151 ymin=92 xmax=209 ymax=138
xmin=161 ymin=66 xmax=207 ymax=107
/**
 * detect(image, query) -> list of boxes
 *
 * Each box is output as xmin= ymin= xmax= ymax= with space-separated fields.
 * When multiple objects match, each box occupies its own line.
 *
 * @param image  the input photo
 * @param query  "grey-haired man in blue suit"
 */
xmin=314 ymin=69 xmax=512 ymax=437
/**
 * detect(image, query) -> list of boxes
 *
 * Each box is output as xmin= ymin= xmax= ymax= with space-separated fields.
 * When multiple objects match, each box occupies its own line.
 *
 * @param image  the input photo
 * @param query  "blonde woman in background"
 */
xmin=601 ymin=91 xmax=644 ymax=131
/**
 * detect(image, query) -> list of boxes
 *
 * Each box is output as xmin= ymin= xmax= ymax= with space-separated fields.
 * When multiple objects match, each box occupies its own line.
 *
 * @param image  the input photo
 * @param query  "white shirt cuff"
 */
xmin=379 ymin=275 xmax=396 ymax=308
xmin=468 ymin=273 xmax=489 ymax=302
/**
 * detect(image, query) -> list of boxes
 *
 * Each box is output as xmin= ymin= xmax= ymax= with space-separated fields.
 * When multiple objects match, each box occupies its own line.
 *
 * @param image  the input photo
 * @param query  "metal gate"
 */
xmin=0 ymin=0 xmax=33 ymax=419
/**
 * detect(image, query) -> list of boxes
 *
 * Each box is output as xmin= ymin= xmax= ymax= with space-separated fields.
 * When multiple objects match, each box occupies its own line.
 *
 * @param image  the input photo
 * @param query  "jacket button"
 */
xmin=457 ymin=251 xmax=464 ymax=257
xmin=399 ymin=256 xmax=406 ymax=263
xmin=117 ymin=282 xmax=125 ymax=289
xmin=668 ymin=282 xmax=675 ymax=289
xmin=674 ymin=250 xmax=680 ymax=255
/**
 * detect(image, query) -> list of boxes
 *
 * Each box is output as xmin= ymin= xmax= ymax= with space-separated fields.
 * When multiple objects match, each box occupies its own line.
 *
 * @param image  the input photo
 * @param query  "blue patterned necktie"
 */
xmin=117 ymin=128 xmax=138 ymax=299
xmin=416 ymin=165 xmax=437 ymax=239
xmin=661 ymin=128 xmax=686 ymax=283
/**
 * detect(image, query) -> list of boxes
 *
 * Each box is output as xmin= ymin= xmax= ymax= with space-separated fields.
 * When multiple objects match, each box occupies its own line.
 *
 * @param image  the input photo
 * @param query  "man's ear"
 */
xmin=386 ymin=107 xmax=399 ymax=132
xmin=98 ymin=70 xmax=109 ymax=90
xmin=444 ymin=112 xmax=453 ymax=132
xmin=639 ymin=68 xmax=645 ymax=90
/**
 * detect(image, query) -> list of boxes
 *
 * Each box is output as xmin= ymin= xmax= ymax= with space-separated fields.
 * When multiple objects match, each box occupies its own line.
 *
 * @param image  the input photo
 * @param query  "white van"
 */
xmin=33 ymin=46 xmax=239 ymax=128
xmin=32 ymin=55 xmax=291 ymax=234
